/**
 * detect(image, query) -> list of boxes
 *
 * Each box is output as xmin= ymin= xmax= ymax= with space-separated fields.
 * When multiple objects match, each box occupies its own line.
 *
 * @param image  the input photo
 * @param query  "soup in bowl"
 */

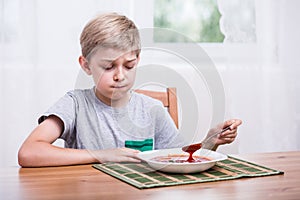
xmin=137 ymin=148 xmax=227 ymax=173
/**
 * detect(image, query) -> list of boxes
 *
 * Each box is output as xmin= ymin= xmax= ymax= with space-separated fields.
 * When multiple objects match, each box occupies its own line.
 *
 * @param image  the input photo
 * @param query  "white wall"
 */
xmin=1 ymin=0 xmax=299 ymax=167
xmin=0 ymin=0 xmax=154 ymax=167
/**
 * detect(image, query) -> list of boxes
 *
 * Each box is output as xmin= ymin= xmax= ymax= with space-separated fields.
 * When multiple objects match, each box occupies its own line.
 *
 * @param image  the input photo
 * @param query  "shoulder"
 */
xmin=63 ymin=88 xmax=95 ymax=103
xmin=66 ymin=88 xmax=93 ymax=98
xmin=43 ymin=88 xmax=95 ymax=112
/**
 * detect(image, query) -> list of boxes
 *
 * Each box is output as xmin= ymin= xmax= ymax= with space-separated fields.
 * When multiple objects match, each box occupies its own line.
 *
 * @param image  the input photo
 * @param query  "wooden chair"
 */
xmin=134 ymin=87 xmax=179 ymax=128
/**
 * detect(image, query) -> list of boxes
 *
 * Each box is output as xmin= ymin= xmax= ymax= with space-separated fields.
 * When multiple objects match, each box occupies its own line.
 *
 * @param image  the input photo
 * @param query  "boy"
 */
xmin=18 ymin=13 xmax=242 ymax=167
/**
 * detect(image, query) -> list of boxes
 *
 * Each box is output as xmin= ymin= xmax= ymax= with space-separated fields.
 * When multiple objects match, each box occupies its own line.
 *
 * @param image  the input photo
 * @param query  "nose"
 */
xmin=113 ymin=66 xmax=125 ymax=82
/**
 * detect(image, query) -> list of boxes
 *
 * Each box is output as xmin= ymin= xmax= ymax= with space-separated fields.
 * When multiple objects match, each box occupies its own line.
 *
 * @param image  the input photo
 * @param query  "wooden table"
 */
xmin=1 ymin=151 xmax=299 ymax=200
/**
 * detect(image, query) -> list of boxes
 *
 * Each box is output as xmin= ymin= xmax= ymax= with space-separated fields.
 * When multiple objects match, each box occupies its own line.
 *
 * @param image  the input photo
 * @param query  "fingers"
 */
xmin=220 ymin=124 xmax=237 ymax=137
xmin=90 ymin=148 xmax=141 ymax=163
xmin=219 ymin=132 xmax=236 ymax=142
xmin=220 ymin=131 xmax=236 ymax=138
xmin=121 ymin=147 xmax=140 ymax=153
xmin=209 ymin=119 xmax=242 ymax=146
xmin=222 ymin=119 xmax=242 ymax=131
xmin=119 ymin=147 xmax=141 ymax=162
xmin=222 ymin=137 xmax=235 ymax=144
xmin=219 ymin=119 xmax=241 ymax=144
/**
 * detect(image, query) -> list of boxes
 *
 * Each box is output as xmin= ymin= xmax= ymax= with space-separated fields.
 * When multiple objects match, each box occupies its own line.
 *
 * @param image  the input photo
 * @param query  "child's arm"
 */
xmin=18 ymin=115 xmax=140 ymax=167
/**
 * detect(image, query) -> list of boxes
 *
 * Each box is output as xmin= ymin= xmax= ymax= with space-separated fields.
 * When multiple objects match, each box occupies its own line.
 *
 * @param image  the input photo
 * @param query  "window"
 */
xmin=154 ymin=0 xmax=224 ymax=43
xmin=153 ymin=0 xmax=256 ymax=44
xmin=152 ymin=0 xmax=258 ymax=63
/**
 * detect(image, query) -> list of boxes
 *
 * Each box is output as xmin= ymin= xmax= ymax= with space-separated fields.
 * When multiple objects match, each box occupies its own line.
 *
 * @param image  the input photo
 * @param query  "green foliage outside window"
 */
xmin=154 ymin=0 xmax=224 ymax=43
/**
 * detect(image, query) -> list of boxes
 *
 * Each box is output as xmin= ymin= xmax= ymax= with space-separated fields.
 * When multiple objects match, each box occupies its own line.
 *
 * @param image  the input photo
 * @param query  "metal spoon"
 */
xmin=182 ymin=126 xmax=232 ymax=162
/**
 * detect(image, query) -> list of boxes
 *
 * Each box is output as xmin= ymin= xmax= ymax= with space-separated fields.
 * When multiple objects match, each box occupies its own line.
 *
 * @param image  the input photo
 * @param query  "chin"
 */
xmin=110 ymin=90 xmax=128 ymax=99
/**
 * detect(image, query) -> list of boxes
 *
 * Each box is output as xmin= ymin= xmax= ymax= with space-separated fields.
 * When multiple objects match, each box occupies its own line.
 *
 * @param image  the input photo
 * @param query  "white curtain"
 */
xmin=217 ymin=0 xmax=300 ymax=153
xmin=0 ymin=0 xmax=152 ymax=167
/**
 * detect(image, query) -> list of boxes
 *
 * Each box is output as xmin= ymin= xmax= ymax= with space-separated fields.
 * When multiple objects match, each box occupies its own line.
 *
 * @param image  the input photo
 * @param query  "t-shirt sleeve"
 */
xmin=38 ymin=92 xmax=76 ymax=141
xmin=152 ymin=103 xmax=187 ymax=149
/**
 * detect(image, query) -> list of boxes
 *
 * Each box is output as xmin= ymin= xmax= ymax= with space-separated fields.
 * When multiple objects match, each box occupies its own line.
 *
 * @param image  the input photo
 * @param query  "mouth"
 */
xmin=111 ymin=85 xmax=126 ymax=89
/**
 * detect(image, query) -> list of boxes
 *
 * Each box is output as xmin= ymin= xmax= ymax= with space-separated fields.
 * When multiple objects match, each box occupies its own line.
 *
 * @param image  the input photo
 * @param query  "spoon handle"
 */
xmin=203 ymin=125 xmax=231 ymax=143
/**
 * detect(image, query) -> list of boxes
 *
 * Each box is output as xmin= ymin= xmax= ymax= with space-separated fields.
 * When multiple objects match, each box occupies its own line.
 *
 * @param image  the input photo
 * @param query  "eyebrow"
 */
xmin=125 ymin=58 xmax=137 ymax=62
xmin=100 ymin=58 xmax=137 ymax=63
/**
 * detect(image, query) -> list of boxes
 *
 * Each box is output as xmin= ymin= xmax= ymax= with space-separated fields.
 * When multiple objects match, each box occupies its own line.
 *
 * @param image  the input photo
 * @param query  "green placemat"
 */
xmin=93 ymin=156 xmax=284 ymax=189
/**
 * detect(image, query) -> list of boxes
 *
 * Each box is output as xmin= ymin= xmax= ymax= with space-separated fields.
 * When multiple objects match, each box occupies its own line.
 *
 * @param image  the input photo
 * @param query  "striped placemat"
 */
xmin=93 ymin=156 xmax=283 ymax=189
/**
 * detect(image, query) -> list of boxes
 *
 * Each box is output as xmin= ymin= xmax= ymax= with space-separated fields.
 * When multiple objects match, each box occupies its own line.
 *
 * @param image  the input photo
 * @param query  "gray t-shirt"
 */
xmin=39 ymin=88 xmax=186 ymax=150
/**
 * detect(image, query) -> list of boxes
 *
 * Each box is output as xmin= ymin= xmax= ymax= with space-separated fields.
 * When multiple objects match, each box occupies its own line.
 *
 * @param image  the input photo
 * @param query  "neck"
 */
xmin=94 ymin=89 xmax=131 ymax=108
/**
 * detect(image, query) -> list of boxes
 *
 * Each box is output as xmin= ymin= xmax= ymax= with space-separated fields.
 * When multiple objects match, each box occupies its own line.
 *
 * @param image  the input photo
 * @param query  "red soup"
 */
xmin=151 ymin=154 xmax=211 ymax=163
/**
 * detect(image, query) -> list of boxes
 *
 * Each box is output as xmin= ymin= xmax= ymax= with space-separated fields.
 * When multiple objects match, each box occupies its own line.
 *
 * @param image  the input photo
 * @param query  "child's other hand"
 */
xmin=205 ymin=119 xmax=242 ymax=148
xmin=90 ymin=147 xmax=141 ymax=163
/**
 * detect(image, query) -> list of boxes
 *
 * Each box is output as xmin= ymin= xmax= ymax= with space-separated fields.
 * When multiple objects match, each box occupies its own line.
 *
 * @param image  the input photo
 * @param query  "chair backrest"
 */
xmin=134 ymin=87 xmax=179 ymax=128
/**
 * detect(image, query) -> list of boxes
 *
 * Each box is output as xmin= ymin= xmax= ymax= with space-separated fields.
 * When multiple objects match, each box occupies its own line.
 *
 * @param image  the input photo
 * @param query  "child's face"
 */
xmin=81 ymin=48 xmax=139 ymax=106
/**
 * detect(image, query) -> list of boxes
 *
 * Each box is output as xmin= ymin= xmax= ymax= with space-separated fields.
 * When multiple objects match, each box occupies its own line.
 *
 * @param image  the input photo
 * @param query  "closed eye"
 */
xmin=124 ymin=61 xmax=137 ymax=69
xmin=125 ymin=65 xmax=135 ymax=70
xmin=101 ymin=65 xmax=113 ymax=70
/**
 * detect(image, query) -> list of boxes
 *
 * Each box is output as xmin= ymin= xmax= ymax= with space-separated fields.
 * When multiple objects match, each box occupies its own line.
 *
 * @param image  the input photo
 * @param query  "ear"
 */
xmin=79 ymin=56 xmax=92 ymax=75
xmin=136 ymin=54 xmax=141 ymax=65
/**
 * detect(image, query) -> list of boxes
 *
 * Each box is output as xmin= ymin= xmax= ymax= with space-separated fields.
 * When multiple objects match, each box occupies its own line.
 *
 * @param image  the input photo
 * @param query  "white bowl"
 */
xmin=137 ymin=148 xmax=227 ymax=173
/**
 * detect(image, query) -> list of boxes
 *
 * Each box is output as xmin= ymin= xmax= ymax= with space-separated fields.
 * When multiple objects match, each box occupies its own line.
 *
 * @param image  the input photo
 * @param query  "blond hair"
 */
xmin=80 ymin=13 xmax=141 ymax=60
